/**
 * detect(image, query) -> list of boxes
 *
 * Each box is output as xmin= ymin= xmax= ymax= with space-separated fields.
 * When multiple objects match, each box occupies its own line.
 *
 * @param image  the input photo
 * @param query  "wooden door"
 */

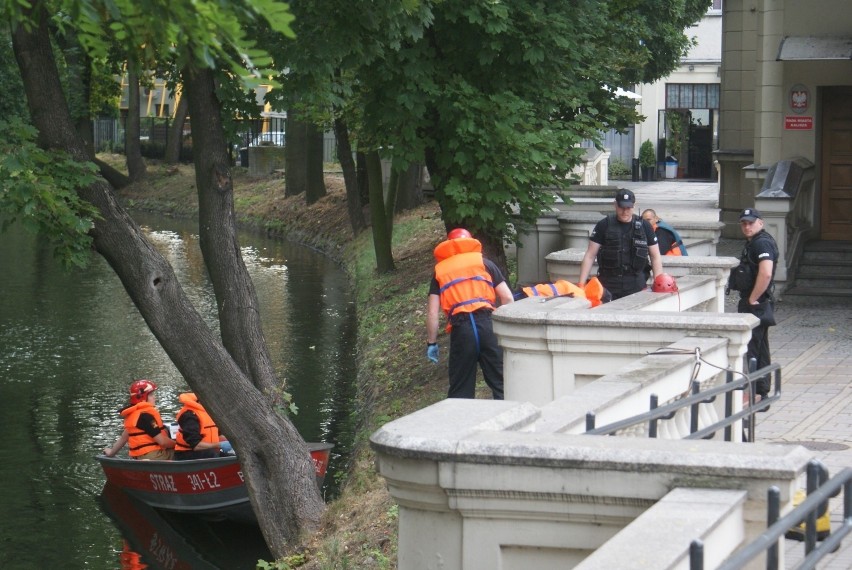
xmin=821 ymin=87 xmax=852 ymax=240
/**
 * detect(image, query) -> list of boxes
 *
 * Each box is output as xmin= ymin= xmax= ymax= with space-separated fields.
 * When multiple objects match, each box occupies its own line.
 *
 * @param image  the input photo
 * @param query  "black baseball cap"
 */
xmin=739 ymin=208 xmax=762 ymax=222
xmin=615 ymin=189 xmax=635 ymax=208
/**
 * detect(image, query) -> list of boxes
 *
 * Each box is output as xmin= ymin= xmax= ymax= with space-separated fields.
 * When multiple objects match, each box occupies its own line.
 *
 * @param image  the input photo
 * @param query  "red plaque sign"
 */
xmin=785 ymin=116 xmax=813 ymax=130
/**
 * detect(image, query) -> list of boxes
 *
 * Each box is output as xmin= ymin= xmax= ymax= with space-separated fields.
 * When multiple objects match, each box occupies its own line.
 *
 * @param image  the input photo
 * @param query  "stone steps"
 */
xmin=787 ymin=241 xmax=852 ymax=297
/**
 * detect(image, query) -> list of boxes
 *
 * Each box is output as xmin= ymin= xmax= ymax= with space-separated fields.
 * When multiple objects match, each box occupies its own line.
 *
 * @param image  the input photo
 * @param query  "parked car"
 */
xmin=249 ymin=131 xmax=285 ymax=147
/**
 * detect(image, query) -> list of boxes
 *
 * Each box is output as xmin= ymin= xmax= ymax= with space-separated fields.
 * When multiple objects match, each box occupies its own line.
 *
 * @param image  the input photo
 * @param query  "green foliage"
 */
xmin=639 ymin=139 xmax=656 ymax=168
xmin=0 ymin=118 xmax=100 ymax=269
xmin=310 ymin=0 xmax=707 ymax=245
xmin=3 ymin=0 xmax=295 ymax=91
xmin=0 ymin=29 xmax=28 ymax=119
xmin=256 ymin=553 xmax=306 ymax=570
xmin=608 ymin=157 xmax=630 ymax=180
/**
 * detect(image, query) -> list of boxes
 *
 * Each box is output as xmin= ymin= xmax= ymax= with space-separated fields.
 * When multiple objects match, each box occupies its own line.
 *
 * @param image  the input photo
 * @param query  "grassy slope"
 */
xmin=109 ymin=156 xmax=450 ymax=568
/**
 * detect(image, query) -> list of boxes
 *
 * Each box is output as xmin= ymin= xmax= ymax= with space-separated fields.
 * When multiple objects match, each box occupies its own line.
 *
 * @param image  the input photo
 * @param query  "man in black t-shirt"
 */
xmin=578 ymin=189 xmax=663 ymax=299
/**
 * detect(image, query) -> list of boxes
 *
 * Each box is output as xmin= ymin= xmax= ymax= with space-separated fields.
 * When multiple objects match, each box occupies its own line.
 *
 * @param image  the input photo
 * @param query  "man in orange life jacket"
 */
xmin=642 ymin=209 xmax=688 ymax=256
xmin=174 ymin=392 xmax=222 ymax=460
xmin=103 ymin=379 xmax=175 ymax=460
xmin=426 ymin=228 xmax=514 ymax=399
xmin=578 ymin=189 xmax=663 ymax=300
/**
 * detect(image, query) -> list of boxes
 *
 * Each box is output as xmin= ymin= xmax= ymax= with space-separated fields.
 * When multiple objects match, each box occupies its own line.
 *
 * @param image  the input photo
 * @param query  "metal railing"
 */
xmin=584 ymin=363 xmax=782 ymax=442
xmin=690 ymin=460 xmax=851 ymax=570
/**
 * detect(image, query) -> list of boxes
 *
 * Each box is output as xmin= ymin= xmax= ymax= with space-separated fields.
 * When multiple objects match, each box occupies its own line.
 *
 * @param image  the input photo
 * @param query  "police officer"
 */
xmin=730 ymin=208 xmax=779 ymax=399
xmin=578 ymin=189 xmax=663 ymax=299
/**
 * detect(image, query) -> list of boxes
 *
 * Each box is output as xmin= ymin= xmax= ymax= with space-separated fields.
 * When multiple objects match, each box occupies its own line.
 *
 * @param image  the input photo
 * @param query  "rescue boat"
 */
xmin=96 ymin=442 xmax=333 ymax=523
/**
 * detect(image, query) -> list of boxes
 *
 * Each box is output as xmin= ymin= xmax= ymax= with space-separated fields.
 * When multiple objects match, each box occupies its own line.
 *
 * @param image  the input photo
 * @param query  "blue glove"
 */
xmin=427 ymin=343 xmax=439 ymax=363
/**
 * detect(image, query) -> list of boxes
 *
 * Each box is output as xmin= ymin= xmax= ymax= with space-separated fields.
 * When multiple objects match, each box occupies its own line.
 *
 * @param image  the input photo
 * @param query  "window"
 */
xmin=666 ymin=84 xmax=720 ymax=109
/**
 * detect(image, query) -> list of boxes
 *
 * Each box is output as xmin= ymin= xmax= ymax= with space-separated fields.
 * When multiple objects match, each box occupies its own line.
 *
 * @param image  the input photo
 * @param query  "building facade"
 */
xmin=716 ymin=0 xmax=852 ymax=238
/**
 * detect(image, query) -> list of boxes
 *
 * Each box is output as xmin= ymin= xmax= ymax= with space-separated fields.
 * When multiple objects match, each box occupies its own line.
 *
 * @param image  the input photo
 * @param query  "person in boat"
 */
xmin=173 ymin=392 xmax=226 ymax=460
xmin=641 ymin=209 xmax=688 ymax=256
xmin=426 ymin=228 xmax=514 ymax=400
xmin=513 ymin=276 xmax=610 ymax=306
xmin=103 ymin=379 xmax=175 ymax=460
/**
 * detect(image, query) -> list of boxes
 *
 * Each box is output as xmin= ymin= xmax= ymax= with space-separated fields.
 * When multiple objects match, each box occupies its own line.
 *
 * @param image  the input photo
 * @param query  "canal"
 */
xmin=0 ymin=212 xmax=358 ymax=569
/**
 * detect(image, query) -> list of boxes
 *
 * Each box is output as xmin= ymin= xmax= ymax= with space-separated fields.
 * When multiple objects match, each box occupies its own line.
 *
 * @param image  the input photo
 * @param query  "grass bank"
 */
xmin=111 ymin=156 xmax=451 ymax=568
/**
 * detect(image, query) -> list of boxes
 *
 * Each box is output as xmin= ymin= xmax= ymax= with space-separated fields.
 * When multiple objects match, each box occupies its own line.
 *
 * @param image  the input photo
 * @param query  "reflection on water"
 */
xmin=0 ymin=214 xmax=357 ymax=569
xmin=99 ymin=483 xmax=270 ymax=569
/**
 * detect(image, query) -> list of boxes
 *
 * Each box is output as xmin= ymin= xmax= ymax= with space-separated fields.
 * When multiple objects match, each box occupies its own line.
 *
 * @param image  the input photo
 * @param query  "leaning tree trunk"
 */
xmin=12 ymin=9 xmax=323 ymax=557
xmin=183 ymin=66 xmax=324 ymax=552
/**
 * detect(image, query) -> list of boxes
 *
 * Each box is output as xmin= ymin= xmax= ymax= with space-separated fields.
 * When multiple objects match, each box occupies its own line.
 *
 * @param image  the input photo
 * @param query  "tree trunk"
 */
xmin=333 ymin=117 xmax=365 ymax=234
xmin=385 ymin=164 xmax=398 ymax=239
xmin=356 ymin=151 xmax=370 ymax=207
xmin=366 ymin=150 xmax=394 ymax=272
xmin=94 ymin=157 xmax=131 ymax=189
xmin=285 ymin=108 xmax=307 ymax=197
xmin=394 ymin=163 xmax=424 ymax=213
xmin=182 ymin=66 xmax=324 ymax=553
xmin=305 ymin=123 xmax=326 ymax=205
xmin=12 ymin=9 xmax=322 ymax=557
xmin=164 ymin=94 xmax=189 ymax=164
xmin=125 ymin=66 xmax=146 ymax=181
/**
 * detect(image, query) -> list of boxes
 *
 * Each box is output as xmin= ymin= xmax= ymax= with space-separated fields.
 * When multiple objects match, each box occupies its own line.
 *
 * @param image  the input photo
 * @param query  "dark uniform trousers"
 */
xmin=599 ymin=271 xmax=647 ymax=300
xmin=448 ymin=309 xmax=504 ymax=400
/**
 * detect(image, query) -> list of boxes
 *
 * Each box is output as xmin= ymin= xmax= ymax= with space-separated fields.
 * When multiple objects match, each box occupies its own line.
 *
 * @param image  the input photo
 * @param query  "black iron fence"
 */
xmin=584 ymin=361 xmax=782 ymax=442
xmin=690 ymin=461 xmax=851 ymax=570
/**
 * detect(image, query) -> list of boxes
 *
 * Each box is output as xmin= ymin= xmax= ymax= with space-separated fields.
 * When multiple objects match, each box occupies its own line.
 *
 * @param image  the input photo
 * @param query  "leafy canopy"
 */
xmin=0 ymin=118 xmax=100 ymax=269
xmin=329 ymin=0 xmax=710 ymax=242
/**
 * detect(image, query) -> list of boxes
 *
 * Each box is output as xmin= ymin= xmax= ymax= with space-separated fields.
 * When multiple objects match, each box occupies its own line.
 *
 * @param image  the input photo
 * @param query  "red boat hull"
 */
xmin=97 ymin=442 xmax=332 ymax=521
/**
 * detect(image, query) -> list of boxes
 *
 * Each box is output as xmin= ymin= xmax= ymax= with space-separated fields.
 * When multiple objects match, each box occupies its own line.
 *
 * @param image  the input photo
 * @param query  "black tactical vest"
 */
xmin=597 ymin=214 xmax=649 ymax=276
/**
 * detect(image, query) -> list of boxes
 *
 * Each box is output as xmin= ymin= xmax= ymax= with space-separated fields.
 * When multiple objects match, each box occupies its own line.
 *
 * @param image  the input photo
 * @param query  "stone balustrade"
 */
xmin=492 ymin=274 xmax=755 ymax=406
xmin=543 ymin=250 xmax=739 ymax=312
xmin=371 ymin=399 xmax=812 ymax=570
xmin=532 ymin=335 xmax=733 ymax=440
xmin=514 ymin=195 xmax=725 ymax=286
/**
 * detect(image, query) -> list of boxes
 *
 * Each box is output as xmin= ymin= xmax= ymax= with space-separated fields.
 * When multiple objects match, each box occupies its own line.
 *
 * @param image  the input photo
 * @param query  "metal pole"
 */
xmin=690 ymin=380 xmax=701 ymax=434
xmin=689 ymin=539 xmax=703 ymax=570
xmin=724 ymin=370 xmax=734 ymax=441
xmin=649 ymin=394 xmax=659 ymax=438
xmin=767 ymin=486 xmax=780 ymax=570
xmin=805 ymin=461 xmax=819 ymax=554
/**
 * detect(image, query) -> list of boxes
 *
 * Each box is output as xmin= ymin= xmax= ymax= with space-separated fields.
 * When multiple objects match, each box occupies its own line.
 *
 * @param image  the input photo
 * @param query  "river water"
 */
xmin=0 ymin=213 xmax=357 ymax=569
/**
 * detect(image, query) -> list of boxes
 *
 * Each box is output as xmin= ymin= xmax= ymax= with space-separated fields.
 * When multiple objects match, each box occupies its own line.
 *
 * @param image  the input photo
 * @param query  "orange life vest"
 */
xmin=522 ymin=277 xmax=605 ymax=307
xmin=120 ymin=401 xmax=167 ymax=458
xmin=433 ymin=237 xmax=497 ymax=320
xmin=174 ymin=392 xmax=219 ymax=452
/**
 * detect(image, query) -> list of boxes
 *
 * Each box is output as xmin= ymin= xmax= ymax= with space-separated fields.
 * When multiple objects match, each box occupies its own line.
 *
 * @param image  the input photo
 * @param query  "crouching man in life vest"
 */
xmin=642 ymin=209 xmax=688 ymax=256
xmin=514 ymin=276 xmax=610 ymax=307
xmin=174 ymin=392 xmax=226 ymax=460
xmin=103 ymin=379 xmax=175 ymax=460
xmin=426 ymin=228 xmax=514 ymax=399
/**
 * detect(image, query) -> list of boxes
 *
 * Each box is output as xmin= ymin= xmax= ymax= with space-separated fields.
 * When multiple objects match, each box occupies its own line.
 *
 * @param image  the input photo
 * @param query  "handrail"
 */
xmin=693 ymin=461 xmax=852 ymax=570
xmin=584 ymin=363 xmax=782 ymax=441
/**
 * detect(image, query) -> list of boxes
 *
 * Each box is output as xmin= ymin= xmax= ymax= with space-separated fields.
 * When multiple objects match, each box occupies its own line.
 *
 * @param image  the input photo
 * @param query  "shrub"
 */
xmin=639 ymin=140 xmax=656 ymax=168
xmin=608 ymin=157 xmax=630 ymax=179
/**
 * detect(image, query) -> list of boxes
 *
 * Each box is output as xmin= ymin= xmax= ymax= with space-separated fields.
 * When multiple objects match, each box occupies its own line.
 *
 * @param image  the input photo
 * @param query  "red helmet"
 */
xmin=129 ymin=379 xmax=158 ymax=404
xmin=447 ymin=228 xmax=472 ymax=240
xmin=652 ymin=273 xmax=678 ymax=293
